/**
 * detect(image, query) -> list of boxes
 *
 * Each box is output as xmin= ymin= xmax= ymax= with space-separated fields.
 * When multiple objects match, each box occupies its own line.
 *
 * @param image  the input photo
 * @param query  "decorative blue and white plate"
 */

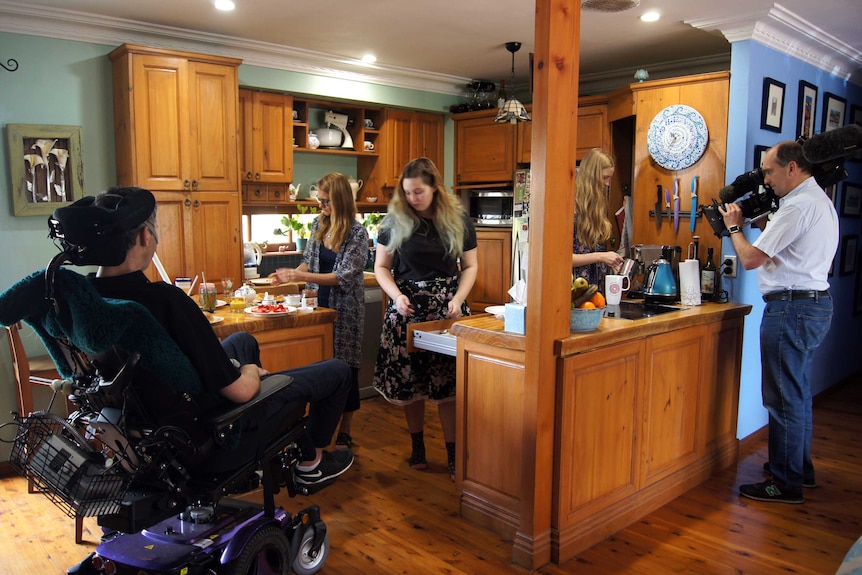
xmin=647 ymin=105 xmax=709 ymax=171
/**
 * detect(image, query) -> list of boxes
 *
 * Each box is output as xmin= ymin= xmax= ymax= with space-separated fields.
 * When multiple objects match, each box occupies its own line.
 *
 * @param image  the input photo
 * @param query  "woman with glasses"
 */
xmin=572 ymin=148 xmax=623 ymax=286
xmin=372 ymin=157 xmax=478 ymax=481
xmin=270 ymin=173 xmax=369 ymax=449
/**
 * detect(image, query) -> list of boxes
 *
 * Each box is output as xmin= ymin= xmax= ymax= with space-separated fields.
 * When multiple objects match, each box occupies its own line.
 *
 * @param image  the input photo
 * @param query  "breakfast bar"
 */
xmin=450 ymin=301 xmax=752 ymax=563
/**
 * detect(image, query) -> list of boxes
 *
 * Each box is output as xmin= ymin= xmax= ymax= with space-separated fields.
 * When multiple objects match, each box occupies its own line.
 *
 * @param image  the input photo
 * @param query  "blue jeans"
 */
xmin=760 ymin=295 xmax=832 ymax=490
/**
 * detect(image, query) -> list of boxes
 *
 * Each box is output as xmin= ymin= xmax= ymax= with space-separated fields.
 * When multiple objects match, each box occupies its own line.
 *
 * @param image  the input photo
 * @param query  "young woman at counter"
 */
xmin=572 ymin=148 xmax=623 ymax=285
xmin=372 ymin=157 xmax=478 ymax=481
xmin=270 ymin=173 xmax=369 ymax=449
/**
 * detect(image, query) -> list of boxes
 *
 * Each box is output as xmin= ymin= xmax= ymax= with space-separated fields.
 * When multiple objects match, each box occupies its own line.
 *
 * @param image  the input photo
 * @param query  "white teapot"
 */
xmin=347 ymin=177 xmax=363 ymax=199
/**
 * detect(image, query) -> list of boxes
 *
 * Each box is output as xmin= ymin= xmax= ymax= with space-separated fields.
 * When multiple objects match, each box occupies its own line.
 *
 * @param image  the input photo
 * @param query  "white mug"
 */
xmin=363 ymin=140 xmax=374 ymax=152
xmin=364 ymin=118 xmax=374 ymax=129
xmin=605 ymin=274 xmax=631 ymax=306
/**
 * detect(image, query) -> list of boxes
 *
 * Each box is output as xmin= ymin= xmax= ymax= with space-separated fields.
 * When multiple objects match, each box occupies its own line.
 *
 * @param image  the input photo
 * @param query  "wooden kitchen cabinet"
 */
xmin=110 ymin=44 xmax=240 ymax=192
xmin=455 ymin=113 xmax=516 ymax=184
xmin=238 ymin=89 xmax=293 ymax=183
xmin=468 ymin=227 xmax=512 ymax=310
xmin=147 ymin=191 xmax=242 ymax=284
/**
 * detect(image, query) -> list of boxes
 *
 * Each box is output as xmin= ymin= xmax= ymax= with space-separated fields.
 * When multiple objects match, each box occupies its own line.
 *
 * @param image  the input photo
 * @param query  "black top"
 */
xmin=317 ymin=244 xmax=336 ymax=308
xmin=89 ymin=271 xmax=239 ymax=411
xmin=378 ymin=213 xmax=477 ymax=281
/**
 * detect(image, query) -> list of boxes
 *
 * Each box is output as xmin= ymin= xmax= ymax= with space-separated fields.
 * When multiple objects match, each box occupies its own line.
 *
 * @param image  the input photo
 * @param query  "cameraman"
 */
xmin=719 ymin=141 xmax=838 ymax=504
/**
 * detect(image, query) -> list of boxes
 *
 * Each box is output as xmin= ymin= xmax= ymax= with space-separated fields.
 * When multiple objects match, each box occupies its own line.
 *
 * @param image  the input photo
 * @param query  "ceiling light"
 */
xmin=640 ymin=11 xmax=660 ymax=22
xmin=214 ymin=0 xmax=235 ymax=11
xmin=361 ymin=54 xmax=377 ymax=64
xmin=495 ymin=42 xmax=531 ymax=125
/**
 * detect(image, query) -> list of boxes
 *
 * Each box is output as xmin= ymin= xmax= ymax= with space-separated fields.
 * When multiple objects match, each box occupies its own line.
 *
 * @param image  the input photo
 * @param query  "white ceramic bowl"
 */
xmin=366 ymin=197 xmax=378 ymax=203
xmin=569 ymin=307 xmax=604 ymax=332
xmin=314 ymin=128 xmax=342 ymax=147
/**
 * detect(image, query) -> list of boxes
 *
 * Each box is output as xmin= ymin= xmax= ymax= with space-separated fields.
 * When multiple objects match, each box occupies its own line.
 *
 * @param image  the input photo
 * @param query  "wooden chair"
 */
xmin=5 ymin=321 xmax=84 ymax=543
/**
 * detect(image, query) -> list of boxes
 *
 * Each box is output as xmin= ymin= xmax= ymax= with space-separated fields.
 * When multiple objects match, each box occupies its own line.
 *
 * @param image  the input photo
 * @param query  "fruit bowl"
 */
xmin=569 ymin=307 xmax=604 ymax=332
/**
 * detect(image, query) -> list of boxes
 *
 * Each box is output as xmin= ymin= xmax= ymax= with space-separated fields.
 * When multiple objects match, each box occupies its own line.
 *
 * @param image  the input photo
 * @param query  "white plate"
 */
xmin=485 ymin=305 xmax=506 ymax=320
xmin=245 ymin=306 xmax=297 ymax=317
xmin=208 ymin=315 xmax=225 ymax=324
xmin=250 ymin=278 xmax=274 ymax=286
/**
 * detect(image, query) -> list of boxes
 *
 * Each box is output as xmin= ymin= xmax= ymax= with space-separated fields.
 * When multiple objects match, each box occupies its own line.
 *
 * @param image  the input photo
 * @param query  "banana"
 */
xmin=571 ymin=284 xmax=598 ymax=308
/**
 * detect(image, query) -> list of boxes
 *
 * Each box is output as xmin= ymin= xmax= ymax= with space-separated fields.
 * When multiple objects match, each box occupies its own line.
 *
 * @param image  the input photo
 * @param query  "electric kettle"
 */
xmin=643 ymin=248 xmax=678 ymax=304
xmin=243 ymin=242 xmax=263 ymax=279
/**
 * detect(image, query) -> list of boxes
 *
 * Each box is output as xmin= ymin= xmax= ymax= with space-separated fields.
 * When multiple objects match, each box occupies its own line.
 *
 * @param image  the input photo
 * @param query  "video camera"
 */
xmin=702 ymin=168 xmax=777 ymax=238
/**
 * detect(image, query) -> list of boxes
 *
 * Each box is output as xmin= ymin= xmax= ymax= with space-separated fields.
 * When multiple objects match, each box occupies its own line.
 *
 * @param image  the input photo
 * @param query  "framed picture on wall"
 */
xmin=851 ymin=104 xmax=862 ymax=126
xmin=840 ymin=234 xmax=858 ymax=276
xmin=822 ymin=92 xmax=847 ymax=132
xmin=796 ymin=80 xmax=818 ymax=139
xmin=761 ymin=77 xmax=786 ymax=132
xmin=841 ymin=182 xmax=862 ymax=217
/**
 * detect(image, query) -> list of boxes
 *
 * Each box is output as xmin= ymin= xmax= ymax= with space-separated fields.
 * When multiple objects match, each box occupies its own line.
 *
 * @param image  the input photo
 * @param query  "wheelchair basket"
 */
xmin=10 ymin=411 xmax=130 ymax=518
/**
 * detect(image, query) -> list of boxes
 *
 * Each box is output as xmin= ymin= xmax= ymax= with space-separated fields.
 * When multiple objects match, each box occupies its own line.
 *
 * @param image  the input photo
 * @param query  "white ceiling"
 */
xmin=0 ymin=0 xmax=860 ymax=95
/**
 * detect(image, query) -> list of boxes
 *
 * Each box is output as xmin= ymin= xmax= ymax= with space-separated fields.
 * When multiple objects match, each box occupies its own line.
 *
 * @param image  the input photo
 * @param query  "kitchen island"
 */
xmin=449 ymin=301 xmax=751 ymax=563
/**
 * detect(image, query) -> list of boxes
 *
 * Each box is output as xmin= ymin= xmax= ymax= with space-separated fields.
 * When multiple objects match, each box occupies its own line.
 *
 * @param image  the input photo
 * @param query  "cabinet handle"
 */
xmin=184 ymin=179 xmax=191 ymax=189
xmin=184 ymin=198 xmax=192 ymax=207
xmin=255 ymin=173 xmax=261 ymax=180
xmin=246 ymin=171 xmax=253 ymax=180
xmin=274 ymin=190 xmax=281 ymax=198
xmin=254 ymin=188 xmax=263 ymax=198
xmin=193 ymin=199 xmax=200 ymax=209
xmin=191 ymin=179 xmax=199 ymax=190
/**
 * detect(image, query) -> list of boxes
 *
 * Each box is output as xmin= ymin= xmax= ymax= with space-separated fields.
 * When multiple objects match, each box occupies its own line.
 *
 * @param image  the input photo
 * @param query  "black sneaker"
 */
xmin=335 ymin=432 xmax=352 ymax=450
xmin=740 ymin=479 xmax=804 ymax=504
xmin=763 ymin=461 xmax=817 ymax=488
xmin=294 ymin=449 xmax=354 ymax=485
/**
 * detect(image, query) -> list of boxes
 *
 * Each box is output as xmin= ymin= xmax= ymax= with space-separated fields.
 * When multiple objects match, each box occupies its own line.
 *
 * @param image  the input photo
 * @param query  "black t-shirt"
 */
xmin=378 ymin=212 xmax=477 ymax=281
xmin=89 ymin=271 xmax=240 ymax=406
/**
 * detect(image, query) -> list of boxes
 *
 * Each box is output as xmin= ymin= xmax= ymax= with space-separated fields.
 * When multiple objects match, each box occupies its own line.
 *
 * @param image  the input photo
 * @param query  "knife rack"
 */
xmin=648 ymin=210 xmax=701 ymax=219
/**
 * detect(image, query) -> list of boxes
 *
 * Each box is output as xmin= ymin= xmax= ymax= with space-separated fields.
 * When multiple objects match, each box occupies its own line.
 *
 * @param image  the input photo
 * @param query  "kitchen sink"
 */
xmin=604 ymin=300 xmax=686 ymax=320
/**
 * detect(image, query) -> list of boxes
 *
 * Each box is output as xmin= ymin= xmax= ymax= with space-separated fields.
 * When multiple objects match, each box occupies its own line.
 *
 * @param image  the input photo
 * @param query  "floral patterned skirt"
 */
xmin=372 ymin=276 xmax=470 ymax=405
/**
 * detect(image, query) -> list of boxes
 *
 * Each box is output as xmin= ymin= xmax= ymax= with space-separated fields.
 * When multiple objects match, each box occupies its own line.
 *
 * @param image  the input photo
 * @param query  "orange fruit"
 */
xmin=579 ymin=301 xmax=596 ymax=309
xmin=589 ymin=291 xmax=606 ymax=308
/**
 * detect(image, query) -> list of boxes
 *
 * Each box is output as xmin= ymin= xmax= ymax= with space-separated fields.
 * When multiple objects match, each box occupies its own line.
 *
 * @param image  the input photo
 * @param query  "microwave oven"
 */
xmin=469 ymin=190 xmax=514 ymax=226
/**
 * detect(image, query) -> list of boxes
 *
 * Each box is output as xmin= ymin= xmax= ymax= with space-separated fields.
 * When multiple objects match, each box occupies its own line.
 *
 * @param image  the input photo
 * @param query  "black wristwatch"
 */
xmin=728 ymin=225 xmax=741 ymax=235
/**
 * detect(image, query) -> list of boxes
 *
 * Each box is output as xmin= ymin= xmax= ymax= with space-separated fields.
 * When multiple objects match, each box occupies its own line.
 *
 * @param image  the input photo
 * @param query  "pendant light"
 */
xmin=495 ymin=42 xmax=531 ymax=124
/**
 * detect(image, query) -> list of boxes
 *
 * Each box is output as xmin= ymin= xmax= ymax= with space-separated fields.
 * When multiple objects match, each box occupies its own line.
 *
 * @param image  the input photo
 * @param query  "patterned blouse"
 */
xmin=572 ymin=213 xmax=608 ymax=287
xmin=302 ymin=219 xmax=369 ymax=367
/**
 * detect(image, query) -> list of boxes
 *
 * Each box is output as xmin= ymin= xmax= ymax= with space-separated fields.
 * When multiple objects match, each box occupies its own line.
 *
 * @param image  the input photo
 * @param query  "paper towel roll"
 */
xmin=679 ymin=259 xmax=701 ymax=306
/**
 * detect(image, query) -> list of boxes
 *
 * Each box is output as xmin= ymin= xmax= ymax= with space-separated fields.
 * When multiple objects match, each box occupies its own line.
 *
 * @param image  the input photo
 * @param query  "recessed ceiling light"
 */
xmin=361 ymin=54 xmax=377 ymax=64
xmin=214 ymin=0 xmax=235 ymax=11
xmin=640 ymin=11 xmax=660 ymax=22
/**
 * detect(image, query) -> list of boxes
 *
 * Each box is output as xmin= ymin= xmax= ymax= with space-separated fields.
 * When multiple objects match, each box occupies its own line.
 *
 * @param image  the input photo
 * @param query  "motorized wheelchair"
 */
xmin=0 ymin=194 xmax=331 ymax=575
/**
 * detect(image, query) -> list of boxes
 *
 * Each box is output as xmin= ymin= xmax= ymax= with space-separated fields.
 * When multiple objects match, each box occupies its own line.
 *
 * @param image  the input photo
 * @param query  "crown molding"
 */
xmin=578 ymin=53 xmax=732 ymax=96
xmin=0 ymin=1 xmax=471 ymax=96
xmin=687 ymin=3 xmax=862 ymax=84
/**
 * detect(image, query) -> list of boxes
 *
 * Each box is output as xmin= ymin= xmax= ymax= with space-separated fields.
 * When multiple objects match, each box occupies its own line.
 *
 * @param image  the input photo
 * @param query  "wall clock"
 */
xmin=647 ymin=104 xmax=709 ymax=171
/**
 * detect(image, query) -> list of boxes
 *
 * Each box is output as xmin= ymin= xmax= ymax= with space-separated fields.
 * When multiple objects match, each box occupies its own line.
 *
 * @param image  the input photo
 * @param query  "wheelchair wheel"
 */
xmin=227 ymin=524 xmax=291 ymax=575
xmin=292 ymin=527 xmax=330 ymax=575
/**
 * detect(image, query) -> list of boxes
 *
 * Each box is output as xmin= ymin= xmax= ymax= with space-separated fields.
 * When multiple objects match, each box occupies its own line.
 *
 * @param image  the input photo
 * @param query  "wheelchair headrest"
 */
xmin=48 ymin=188 xmax=156 ymax=267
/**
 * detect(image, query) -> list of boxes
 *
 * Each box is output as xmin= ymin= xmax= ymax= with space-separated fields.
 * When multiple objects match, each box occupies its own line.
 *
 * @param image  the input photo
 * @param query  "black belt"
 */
xmin=762 ymin=290 xmax=829 ymax=302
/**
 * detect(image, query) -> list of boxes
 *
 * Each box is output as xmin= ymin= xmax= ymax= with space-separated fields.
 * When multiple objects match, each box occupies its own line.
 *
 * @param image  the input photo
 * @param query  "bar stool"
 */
xmin=5 ymin=321 xmax=84 ymax=543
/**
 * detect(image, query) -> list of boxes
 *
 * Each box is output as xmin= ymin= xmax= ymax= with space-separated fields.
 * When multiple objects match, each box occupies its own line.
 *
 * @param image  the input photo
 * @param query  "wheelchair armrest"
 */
xmin=209 ymin=374 xmax=293 ymax=433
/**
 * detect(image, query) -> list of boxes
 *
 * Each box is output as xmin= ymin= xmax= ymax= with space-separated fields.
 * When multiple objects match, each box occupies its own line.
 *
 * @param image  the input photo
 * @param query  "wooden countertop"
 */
xmin=209 ymin=305 xmax=337 ymax=338
xmin=450 ymin=301 xmax=752 ymax=356
xmin=241 ymin=272 xmax=378 ymax=294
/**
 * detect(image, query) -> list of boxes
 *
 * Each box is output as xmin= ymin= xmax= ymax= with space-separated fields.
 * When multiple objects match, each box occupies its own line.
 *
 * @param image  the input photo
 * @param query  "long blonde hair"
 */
xmin=575 ymin=148 xmax=614 ymax=248
xmin=313 ymin=173 xmax=356 ymax=252
xmin=382 ymin=157 xmax=466 ymax=259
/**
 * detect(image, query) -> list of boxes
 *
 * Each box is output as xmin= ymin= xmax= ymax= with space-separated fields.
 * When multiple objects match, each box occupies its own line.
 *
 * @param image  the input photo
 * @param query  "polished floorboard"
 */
xmin=1 ymin=375 xmax=860 ymax=574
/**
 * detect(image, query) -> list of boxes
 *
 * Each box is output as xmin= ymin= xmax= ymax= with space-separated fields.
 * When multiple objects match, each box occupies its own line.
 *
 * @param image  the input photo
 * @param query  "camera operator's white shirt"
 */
xmin=752 ymin=176 xmax=838 ymax=294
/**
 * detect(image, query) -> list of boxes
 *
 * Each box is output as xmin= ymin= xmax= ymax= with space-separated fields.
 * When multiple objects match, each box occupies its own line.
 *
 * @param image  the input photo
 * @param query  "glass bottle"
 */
xmin=497 ymin=80 xmax=507 ymax=108
xmin=701 ymin=247 xmax=716 ymax=300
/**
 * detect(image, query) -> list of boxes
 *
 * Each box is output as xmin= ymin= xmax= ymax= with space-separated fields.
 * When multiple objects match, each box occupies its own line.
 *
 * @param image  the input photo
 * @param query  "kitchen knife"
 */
xmin=662 ymin=188 xmax=673 ymax=223
xmin=673 ymin=178 xmax=680 ymax=233
xmin=690 ymin=175 xmax=699 ymax=233
xmin=655 ymin=185 xmax=663 ymax=230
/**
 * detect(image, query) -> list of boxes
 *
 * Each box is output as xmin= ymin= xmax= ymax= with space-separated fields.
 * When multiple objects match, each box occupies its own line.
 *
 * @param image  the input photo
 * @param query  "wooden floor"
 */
xmin=2 ymin=375 xmax=860 ymax=575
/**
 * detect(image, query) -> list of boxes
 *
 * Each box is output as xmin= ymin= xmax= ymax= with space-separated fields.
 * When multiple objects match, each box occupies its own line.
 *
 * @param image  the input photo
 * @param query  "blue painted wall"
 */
xmin=725 ymin=40 xmax=862 ymax=438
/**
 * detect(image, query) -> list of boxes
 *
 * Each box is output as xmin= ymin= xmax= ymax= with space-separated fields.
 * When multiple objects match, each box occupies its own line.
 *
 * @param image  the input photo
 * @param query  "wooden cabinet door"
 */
xmin=187 ymin=61 xmax=238 ymax=191
xmin=414 ymin=112 xmax=444 ymax=172
xmin=148 ymin=191 xmax=195 ymax=283
xmin=516 ymin=121 xmax=532 ymax=164
xmin=379 ymin=108 xmax=414 ymax=187
xmin=191 ymin=191 xmax=242 ymax=284
xmin=240 ymin=90 xmax=293 ymax=184
xmin=455 ymin=117 xmax=515 ymax=184
xmin=576 ymin=104 xmax=608 ymax=161
xmin=130 ymin=55 xmax=190 ymax=191
xmin=238 ymin=89 xmax=255 ymax=182
xmin=468 ymin=228 xmax=512 ymax=310
xmin=256 ymin=324 xmax=334 ymax=372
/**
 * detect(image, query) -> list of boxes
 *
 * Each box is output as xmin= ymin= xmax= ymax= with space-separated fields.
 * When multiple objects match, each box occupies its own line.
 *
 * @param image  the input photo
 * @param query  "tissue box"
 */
xmin=504 ymin=303 xmax=526 ymax=334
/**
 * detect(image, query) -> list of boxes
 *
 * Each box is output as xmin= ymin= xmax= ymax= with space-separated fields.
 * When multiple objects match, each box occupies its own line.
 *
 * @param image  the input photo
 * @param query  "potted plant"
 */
xmin=362 ymin=212 xmax=384 ymax=245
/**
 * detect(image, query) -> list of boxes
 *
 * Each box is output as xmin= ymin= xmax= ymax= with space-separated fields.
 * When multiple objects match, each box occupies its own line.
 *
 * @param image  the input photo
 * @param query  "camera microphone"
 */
xmin=718 ymin=185 xmax=738 ymax=203
xmin=802 ymin=123 xmax=862 ymax=163
xmin=718 ymin=168 xmax=765 ymax=204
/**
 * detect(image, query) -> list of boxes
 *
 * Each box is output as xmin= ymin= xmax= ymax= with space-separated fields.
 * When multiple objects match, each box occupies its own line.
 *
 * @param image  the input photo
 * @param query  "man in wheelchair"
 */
xmin=81 ymin=187 xmax=354 ymax=489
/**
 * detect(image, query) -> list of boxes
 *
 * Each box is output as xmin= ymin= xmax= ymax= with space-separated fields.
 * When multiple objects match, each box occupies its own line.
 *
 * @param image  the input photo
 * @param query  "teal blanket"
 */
xmin=0 ymin=268 xmax=201 ymax=395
